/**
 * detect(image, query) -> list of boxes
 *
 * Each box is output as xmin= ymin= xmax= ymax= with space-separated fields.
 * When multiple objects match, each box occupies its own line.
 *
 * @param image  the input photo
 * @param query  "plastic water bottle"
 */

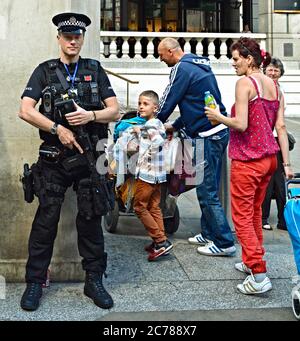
xmin=204 ymin=91 xmax=217 ymax=109
xmin=204 ymin=91 xmax=218 ymax=126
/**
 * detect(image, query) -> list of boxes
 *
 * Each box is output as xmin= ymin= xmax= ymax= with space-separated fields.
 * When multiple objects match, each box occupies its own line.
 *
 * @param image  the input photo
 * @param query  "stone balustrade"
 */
xmin=100 ymin=31 xmax=267 ymax=61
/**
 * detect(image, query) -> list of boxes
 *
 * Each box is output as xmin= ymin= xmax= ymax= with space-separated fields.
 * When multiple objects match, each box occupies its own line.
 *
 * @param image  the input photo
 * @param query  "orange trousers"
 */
xmin=133 ymin=179 xmax=166 ymax=244
xmin=230 ymin=155 xmax=277 ymax=274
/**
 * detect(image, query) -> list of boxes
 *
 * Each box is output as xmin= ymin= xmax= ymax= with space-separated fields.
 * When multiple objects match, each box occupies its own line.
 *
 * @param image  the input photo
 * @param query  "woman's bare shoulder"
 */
xmin=236 ymin=76 xmax=253 ymax=89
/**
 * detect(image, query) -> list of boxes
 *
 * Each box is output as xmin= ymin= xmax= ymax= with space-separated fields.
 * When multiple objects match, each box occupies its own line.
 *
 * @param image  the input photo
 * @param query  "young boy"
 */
xmin=132 ymin=90 xmax=173 ymax=261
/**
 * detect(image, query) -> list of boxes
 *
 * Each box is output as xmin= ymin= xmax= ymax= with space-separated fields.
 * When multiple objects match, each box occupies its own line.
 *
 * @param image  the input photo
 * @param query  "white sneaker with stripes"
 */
xmin=197 ymin=241 xmax=236 ymax=257
xmin=188 ymin=233 xmax=212 ymax=246
xmin=237 ymin=274 xmax=272 ymax=295
xmin=234 ymin=262 xmax=251 ymax=275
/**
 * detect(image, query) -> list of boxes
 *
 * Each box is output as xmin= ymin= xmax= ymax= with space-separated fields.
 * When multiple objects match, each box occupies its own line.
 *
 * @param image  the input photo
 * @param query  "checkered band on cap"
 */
xmin=52 ymin=12 xmax=91 ymax=31
xmin=58 ymin=17 xmax=86 ymax=29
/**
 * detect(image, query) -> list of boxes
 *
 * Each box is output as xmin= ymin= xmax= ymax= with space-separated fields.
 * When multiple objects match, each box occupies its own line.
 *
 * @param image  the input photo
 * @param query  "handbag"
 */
xmin=168 ymin=137 xmax=197 ymax=196
xmin=287 ymin=132 xmax=296 ymax=151
xmin=168 ymin=169 xmax=196 ymax=197
xmin=163 ymin=135 xmax=180 ymax=173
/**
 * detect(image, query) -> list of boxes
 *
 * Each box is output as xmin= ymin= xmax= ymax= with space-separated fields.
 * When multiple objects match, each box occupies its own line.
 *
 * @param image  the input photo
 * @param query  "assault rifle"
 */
xmin=56 ymin=98 xmax=114 ymax=217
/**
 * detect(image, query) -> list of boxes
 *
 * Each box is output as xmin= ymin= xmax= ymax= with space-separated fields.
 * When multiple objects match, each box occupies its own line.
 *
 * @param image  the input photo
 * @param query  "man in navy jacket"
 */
xmin=157 ymin=38 xmax=235 ymax=256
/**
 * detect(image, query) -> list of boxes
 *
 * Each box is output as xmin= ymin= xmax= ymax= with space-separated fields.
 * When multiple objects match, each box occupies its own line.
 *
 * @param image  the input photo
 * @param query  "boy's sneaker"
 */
xmin=148 ymin=240 xmax=173 ymax=261
xmin=237 ymin=274 xmax=272 ymax=295
xmin=188 ymin=233 xmax=212 ymax=246
xmin=197 ymin=241 xmax=236 ymax=257
xmin=144 ymin=242 xmax=155 ymax=252
xmin=144 ymin=242 xmax=170 ymax=256
xmin=234 ymin=262 xmax=251 ymax=275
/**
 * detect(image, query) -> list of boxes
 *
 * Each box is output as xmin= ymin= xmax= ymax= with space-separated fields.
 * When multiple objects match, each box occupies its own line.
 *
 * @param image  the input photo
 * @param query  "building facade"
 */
xmin=100 ymin=0 xmax=300 ymax=64
xmin=101 ymin=0 xmax=249 ymax=33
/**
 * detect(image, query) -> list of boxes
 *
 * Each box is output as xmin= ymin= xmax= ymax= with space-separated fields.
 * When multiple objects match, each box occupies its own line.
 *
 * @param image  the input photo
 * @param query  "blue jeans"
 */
xmin=195 ymin=129 xmax=234 ymax=249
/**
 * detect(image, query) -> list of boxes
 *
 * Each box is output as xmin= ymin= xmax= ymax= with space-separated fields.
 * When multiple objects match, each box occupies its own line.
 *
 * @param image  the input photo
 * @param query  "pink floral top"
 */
xmin=229 ymin=76 xmax=280 ymax=161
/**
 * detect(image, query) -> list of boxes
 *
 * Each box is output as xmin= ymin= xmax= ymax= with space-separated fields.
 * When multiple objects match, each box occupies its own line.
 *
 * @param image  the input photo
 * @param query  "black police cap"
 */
xmin=52 ymin=12 xmax=91 ymax=34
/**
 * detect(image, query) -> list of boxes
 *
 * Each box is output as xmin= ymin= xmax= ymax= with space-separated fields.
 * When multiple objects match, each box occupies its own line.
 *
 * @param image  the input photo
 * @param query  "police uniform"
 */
xmin=20 ymin=13 xmax=115 ymax=310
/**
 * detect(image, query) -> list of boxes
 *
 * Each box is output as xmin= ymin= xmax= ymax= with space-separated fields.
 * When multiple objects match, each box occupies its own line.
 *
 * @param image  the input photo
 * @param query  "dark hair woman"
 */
xmin=204 ymin=37 xmax=293 ymax=295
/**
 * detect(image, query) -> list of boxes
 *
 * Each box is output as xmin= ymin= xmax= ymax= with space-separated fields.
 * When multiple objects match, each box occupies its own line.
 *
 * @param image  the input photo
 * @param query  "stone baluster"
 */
xmin=134 ymin=37 xmax=143 ymax=59
xmin=146 ymin=38 xmax=155 ymax=59
xmin=219 ymin=38 xmax=228 ymax=61
xmin=196 ymin=38 xmax=203 ymax=56
xmin=207 ymin=38 xmax=216 ymax=61
xmin=109 ymin=38 xmax=118 ymax=59
xmin=100 ymin=39 xmax=106 ymax=58
xmin=122 ymin=36 xmax=130 ymax=59
xmin=101 ymin=36 xmax=112 ymax=58
xmin=184 ymin=39 xmax=192 ymax=53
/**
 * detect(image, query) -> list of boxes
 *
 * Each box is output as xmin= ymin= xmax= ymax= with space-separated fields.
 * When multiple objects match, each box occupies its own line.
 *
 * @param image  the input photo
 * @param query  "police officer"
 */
xmin=19 ymin=12 xmax=120 ymax=311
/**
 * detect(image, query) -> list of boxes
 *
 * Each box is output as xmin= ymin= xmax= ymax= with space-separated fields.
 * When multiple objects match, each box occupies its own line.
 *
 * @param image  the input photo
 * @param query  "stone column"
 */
xmin=259 ymin=0 xmax=300 ymax=68
xmin=0 ymin=0 xmax=100 ymax=282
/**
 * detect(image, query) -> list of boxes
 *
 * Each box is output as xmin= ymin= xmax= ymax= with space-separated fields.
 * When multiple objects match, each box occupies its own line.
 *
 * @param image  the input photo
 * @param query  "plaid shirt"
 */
xmin=135 ymin=118 xmax=166 ymax=184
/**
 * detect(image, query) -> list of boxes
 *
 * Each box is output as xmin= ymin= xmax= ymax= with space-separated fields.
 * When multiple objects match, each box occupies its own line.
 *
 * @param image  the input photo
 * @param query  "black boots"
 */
xmin=84 ymin=272 xmax=113 ymax=309
xmin=20 ymin=273 xmax=113 ymax=311
xmin=20 ymin=283 xmax=43 ymax=311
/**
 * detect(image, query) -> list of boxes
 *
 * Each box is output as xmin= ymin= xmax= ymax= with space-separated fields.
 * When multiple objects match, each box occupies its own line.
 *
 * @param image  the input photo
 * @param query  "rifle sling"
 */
xmin=55 ymin=67 xmax=70 ymax=92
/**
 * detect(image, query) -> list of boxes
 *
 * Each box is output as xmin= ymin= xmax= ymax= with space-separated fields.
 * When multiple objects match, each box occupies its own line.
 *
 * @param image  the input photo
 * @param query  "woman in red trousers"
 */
xmin=205 ymin=37 xmax=293 ymax=295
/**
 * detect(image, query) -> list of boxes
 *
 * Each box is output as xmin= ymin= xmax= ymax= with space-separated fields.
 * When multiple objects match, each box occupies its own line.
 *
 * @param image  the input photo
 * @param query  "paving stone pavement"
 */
xmin=0 ymin=119 xmax=299 ymax=321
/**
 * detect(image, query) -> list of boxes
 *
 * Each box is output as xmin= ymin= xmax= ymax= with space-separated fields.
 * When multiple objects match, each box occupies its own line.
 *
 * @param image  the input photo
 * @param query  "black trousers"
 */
xmin=25 ymin=159 xmax=107 ymax=284
xmin=262 ymin=151 xmax=287 ymax=229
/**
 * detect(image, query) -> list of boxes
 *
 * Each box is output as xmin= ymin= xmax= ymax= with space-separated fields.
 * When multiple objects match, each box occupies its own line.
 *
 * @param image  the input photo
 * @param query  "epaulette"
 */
xmin=85 ymin=58 xmax=99 ymax=72
xmin=46 ymin=59 xmax=59 ymax=70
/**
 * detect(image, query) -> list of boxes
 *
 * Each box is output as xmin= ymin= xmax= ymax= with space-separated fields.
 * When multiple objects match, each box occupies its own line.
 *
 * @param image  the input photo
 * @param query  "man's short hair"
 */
xmin=139 ymin=90 xmax=159 ymax=105
xmin=159 ymin=38 xmax=181 ymax=50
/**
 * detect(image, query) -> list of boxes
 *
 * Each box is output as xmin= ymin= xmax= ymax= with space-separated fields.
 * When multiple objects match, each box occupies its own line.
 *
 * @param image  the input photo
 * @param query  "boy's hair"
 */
xmin=139 ymin=90 xmax=159 ymax=105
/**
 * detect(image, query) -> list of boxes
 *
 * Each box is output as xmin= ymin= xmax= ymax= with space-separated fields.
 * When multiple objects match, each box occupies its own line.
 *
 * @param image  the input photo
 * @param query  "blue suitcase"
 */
xmin=284 ymin=173 xmax=300 ymax=320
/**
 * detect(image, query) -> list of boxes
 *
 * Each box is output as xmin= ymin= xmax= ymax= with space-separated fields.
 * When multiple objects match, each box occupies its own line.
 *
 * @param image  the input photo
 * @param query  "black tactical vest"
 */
xmin=39 ymin=58 xmax=108 ymax=145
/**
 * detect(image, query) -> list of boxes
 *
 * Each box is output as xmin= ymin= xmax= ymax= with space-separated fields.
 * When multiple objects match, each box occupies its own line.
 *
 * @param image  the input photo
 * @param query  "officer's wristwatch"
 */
xmin=50 ymin=123 xmax=58 ymax=135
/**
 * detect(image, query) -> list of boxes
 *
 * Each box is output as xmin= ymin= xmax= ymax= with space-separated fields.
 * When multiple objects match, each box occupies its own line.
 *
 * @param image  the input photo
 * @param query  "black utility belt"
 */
xmin=39 ymin=145 xmax=62 ymax=163
xmin=39 ymin=145 xmax=87 ymax=171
